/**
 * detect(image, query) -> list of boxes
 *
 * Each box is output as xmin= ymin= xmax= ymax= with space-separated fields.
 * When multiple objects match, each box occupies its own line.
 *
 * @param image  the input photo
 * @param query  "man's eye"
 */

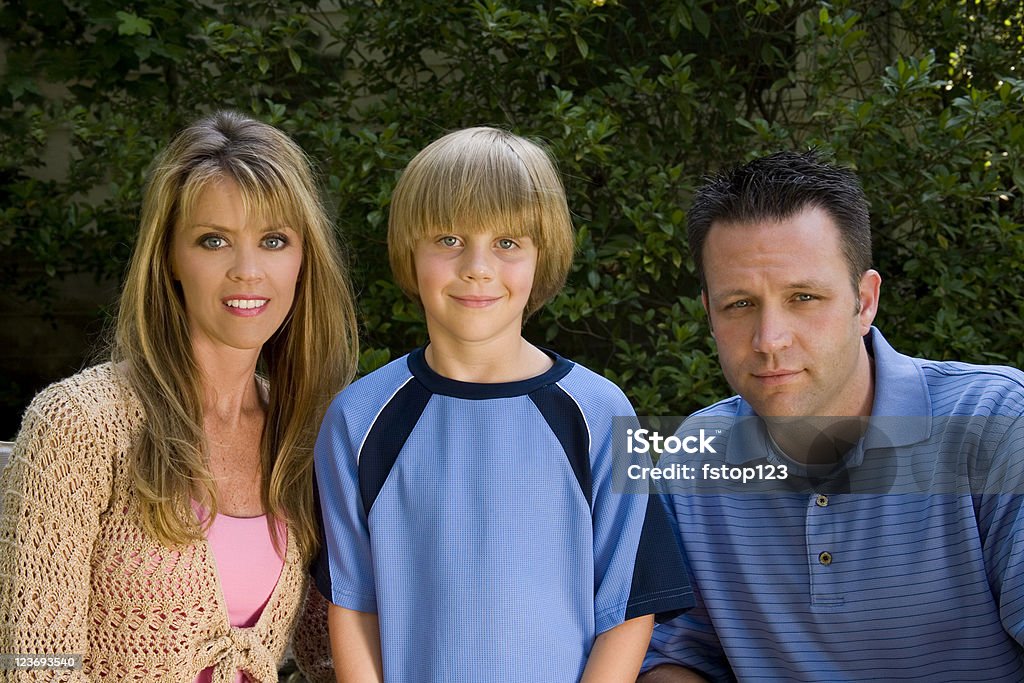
xmin=729 ymin=300 xmax=751 ymax=309
xmin=795 ymin=293 xmax=816 ymax=302
xmin=200 ymin=235 xmax=226 ymax=249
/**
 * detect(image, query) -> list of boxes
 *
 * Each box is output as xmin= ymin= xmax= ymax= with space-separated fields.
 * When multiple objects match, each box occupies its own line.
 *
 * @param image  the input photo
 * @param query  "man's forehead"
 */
xmin=708 ymin=205 xmax=837 ymax=233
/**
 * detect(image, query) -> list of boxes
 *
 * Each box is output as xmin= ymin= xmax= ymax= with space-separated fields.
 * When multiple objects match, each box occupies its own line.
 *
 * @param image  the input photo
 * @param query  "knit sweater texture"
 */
xmin=0 ymin=364 xmax=331 ymax=682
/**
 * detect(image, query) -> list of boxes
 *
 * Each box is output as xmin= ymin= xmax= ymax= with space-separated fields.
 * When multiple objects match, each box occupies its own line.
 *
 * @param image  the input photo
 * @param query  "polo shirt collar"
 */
xmin=724 ymin=326 xmax=931 ymax=466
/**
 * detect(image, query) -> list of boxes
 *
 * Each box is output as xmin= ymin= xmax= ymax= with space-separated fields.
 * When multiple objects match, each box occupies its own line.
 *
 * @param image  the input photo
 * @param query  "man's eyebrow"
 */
xmin=710 ymin=288 xmax=755 ymax=300
xmin=709 ymin=280 xmax=836 ymax=299
xmin=786 ymin=279 xmax=835 ymax=292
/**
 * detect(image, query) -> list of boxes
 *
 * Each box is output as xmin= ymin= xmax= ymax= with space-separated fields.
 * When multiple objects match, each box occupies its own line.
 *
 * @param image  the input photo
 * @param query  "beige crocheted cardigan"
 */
xmin=0 ymin=364 xmax=333 ymax=682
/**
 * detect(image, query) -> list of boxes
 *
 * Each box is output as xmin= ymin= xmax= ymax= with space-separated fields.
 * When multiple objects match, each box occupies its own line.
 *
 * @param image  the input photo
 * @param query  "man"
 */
xmin=639 ymin=151 xmax=1024 ymax=681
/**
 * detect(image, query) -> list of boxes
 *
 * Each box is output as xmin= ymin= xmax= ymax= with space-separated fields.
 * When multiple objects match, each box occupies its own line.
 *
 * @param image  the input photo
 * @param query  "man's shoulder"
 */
xmin=915 ymin=356 xmax=1024 ymax=415
xmin=917 ymin=356 xmax=1024 ymax=387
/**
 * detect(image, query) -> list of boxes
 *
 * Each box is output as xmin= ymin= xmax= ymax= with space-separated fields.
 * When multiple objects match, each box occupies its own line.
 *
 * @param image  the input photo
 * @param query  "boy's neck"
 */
xmin=424 ymin=336 xmax=554 ymax=383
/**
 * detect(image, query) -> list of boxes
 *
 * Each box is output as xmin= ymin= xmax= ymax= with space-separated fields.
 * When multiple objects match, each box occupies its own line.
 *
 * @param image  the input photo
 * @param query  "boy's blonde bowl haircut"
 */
xmin=115 ymin=110 xmax=358 ymax=561
xmin=388 ymin=127 xmax=575 ymax=318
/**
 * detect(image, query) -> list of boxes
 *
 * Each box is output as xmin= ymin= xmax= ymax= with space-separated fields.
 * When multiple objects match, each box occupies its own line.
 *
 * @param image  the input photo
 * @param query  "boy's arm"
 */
xmin=580 ymin=614 xmax=653 ymax=682
xmin=328 ymin=602 xmax=383 ymax=683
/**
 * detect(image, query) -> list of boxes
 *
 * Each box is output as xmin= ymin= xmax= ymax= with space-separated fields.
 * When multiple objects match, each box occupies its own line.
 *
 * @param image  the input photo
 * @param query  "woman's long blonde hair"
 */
xmin=114 ymin=110 xmax=358 ymax=561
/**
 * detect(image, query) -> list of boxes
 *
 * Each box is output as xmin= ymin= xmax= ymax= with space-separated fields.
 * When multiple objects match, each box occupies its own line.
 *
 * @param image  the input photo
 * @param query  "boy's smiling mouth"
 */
xmin=450 ymin=294 xmax=503 ymax=308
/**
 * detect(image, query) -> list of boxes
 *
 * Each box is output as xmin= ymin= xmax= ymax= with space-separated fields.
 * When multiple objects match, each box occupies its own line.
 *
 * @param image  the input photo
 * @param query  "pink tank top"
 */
xmin=193 ymin=503 xmax=287 ymax=683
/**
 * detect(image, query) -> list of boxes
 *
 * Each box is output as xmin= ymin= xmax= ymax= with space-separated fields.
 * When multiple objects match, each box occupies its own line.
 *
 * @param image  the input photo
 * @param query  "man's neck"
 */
xmin=764 ymin=416 xmax=870 ymax=466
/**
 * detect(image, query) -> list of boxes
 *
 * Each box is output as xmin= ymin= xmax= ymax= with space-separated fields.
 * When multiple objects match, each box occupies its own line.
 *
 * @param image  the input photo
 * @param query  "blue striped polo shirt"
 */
xmin=644 ymin=327 xmax=1024 ymax=681
xmin=313 ymin=347 xmax=693 ymax=683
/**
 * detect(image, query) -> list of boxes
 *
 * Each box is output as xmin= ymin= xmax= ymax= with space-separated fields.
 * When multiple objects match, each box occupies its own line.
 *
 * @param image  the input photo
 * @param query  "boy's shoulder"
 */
xmin=555 ymin=353 xmax=635 ymax=418
xmin=328 ymin=353 xmax=414 ymax=415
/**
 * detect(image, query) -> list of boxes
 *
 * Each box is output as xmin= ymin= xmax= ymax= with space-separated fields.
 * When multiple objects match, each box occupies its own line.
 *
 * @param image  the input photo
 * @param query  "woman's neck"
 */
xmin=192 ymin=342 xmax=264 ymax=423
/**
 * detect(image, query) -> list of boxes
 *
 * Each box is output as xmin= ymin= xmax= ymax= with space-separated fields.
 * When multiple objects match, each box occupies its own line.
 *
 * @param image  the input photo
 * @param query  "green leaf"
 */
xmin=116 ymin=11 xmax=153 ymax=36
xmin=545 ymin=42 xmax=557 ymax=61
xmin=1013 ymin=167 xmax=1024 ymax=193
xmin=575 ymin=34 xmax=589 ymax=59
xmin=288 ymin=48 xmax=302 ymax=73
xmin=258 ymin=55 xmax=270 ymax=74
xmin=691 ymin=6 xmax=711 ymax=38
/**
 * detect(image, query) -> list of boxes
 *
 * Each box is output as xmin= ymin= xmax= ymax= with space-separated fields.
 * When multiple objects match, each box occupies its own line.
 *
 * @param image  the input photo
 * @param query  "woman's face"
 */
xmin=169 ymin=177 xmax=303 ymax=358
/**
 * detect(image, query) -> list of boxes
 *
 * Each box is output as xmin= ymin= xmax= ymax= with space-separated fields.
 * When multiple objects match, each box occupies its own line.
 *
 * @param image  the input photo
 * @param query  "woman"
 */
xmin=0 ymin=111 xmax=355 ymax=681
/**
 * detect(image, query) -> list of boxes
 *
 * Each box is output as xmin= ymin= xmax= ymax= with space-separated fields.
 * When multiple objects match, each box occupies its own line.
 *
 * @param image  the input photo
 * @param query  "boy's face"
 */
xmin=413 ymin=228 xmax=537 ymax=352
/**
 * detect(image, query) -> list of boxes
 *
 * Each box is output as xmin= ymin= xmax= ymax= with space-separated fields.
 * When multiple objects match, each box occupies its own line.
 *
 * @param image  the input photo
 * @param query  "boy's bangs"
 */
xmin=406 ymin=157 xmax=544 ymax=242
xmin=416 ymin=204 xmax=542 ymax=242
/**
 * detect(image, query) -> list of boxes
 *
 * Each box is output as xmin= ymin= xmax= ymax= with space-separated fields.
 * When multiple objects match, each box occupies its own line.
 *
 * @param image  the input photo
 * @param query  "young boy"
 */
xmin=312 ymin=127 xmax=693 ymax=682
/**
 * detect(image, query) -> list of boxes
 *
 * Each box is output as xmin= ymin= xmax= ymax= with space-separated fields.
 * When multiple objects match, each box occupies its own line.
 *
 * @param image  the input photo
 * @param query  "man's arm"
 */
xmin=328 ymin=603 xmax=383 ymax=683
xmin=580 ymin=614 xmax=653 ymax=682
xmin=637 ymin=664 xmax=710 ymax=682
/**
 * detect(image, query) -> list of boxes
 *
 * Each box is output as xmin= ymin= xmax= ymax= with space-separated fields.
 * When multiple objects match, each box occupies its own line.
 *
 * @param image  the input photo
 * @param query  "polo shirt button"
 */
xmin=816 ymin=494 xmax=829 ymax=507
xmin=819 ymin=551 xmax=833 ymax=566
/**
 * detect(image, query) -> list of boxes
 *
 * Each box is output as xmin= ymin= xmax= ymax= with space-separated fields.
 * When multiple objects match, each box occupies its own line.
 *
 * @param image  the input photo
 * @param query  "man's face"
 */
xmin=701 ymin=206 xmax=880 ymax=417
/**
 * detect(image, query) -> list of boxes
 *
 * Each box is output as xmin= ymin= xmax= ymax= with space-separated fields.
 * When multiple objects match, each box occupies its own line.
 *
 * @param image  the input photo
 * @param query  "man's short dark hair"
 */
xmin=687 ymin=150 xmax=872 ymax=291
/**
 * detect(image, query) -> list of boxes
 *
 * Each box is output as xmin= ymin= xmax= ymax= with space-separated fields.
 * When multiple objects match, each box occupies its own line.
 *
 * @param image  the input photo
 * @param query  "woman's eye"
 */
xmin=200 ymin=235 xmax=226 ymax=249
xmin=263 ymin=234 xmax=288 ymax=250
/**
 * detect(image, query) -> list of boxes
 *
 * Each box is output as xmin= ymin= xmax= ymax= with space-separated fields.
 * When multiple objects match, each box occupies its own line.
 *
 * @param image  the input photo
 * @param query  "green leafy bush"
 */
xmin=2 ymin=0 xmax=1022 ymax=422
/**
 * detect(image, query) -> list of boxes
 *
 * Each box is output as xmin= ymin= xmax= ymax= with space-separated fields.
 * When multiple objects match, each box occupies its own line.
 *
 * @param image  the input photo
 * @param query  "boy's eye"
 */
xmin=496 ymin=238 xmax=518 ymax=250
xmin=262 ymin=234 xmax=288 ymax=250
xmin=199 ymin=234 xmax=226 ymax=250
xmin=439 ymin=236 xmax=461 ymax=247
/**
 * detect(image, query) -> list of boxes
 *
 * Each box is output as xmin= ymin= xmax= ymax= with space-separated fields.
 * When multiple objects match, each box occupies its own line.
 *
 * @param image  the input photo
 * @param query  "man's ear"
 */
xmin=701 ymin=290 xmax=715 ymax=337
xmin=857 ymin=269 xmax=881 ymax=334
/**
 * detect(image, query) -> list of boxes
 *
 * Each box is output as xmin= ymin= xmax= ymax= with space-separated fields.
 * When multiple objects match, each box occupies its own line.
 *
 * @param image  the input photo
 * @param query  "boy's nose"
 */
xmin=459 ymin=245 xmax=495 ymax=281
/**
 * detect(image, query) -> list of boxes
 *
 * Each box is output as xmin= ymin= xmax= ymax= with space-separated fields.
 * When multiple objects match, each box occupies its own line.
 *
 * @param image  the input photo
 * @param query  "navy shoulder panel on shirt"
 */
xmin=529 ymin=383 xmax=593 ymax=506
xmin=358 ymin=377 xmax=433 ymax=517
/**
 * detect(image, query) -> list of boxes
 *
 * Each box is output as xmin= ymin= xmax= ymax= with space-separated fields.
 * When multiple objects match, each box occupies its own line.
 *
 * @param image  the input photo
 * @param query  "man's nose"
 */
xmin=752 ymin=307 xmax=793 ymax=354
